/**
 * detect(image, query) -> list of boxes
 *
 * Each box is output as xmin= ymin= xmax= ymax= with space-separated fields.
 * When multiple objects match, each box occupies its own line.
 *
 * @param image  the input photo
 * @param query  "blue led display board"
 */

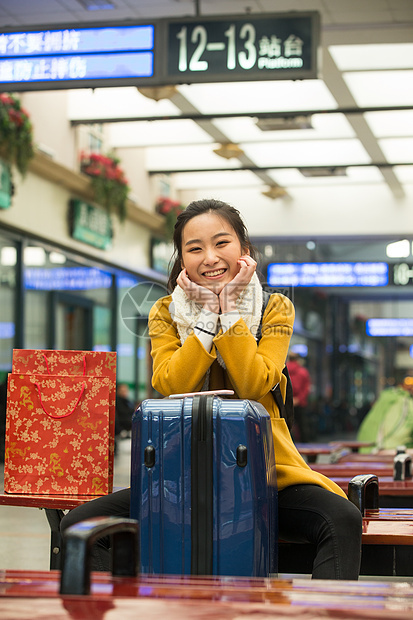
xmin=0 ymin=12 xmax=319 ymax=91
xmin=24 ymin=267 xmax=112 ymax=290
xmin=267 ymin=262 xmax=389 ymax=287
xmin=0 ymin=24 xmax=155 ymax=90
xmin=366 ymin=319 xmax=413 ymax=337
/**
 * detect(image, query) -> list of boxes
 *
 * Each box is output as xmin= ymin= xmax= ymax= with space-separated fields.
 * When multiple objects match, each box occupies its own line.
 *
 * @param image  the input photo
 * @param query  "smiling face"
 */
xmin=181 ymin=212 xmax=246 ymax=293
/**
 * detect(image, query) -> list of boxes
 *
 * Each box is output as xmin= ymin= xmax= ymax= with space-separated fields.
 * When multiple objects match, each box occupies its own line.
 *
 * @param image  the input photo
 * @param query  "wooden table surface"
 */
xmin=1 ymin=571 xmax=413 ymax=618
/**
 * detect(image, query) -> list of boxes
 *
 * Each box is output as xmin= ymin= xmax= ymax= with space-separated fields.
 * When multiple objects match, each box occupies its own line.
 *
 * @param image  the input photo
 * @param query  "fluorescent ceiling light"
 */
xmin=393 ymin=165 xmax=413 ymax=183
xmin=108 ymin=120 xmax=213 ymax=147
xmin=386 ymin=240 xmax=410 ymax=258
xmin=242 ymin=139 xmax=371 ymax=167
xmin=1 ymin=247 xmax=16 ymax=266
xmin=24 ymin=247 xmax=46 ymax=266
xmin=378 ymin=138 xmax=413 ymax=163
xmin=173 ymin=170 xmax=261 ymax=190
xmin=145 ymin=144 xmax=242 ymax=171
xmin=49 ymin=252 xmax=67 ymax=264
xmin=364 ymin=110 xmax=413 ymax=138
xmin=329 ymin=44 xmax=413 ymax=71
xmin=343 ymin=71 xmax=413 ymax=106
xmin=213 ymin=114 xmax=355 ymax=144
xmin=268 ymin=166 xmax=383 ymax=187
xmin=68 ymin=88 xmax=179 ymax=120
xmin=178 ymin=80 xmax=338 ymax=114
xmin=76 ymin=0 xmax=115 ymax=9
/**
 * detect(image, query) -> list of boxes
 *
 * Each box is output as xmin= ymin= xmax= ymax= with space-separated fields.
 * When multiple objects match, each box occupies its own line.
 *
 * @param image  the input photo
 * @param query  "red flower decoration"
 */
xmin=80 ymin=151 xmax=130 ymax=221
xmin=0 ymin=92 xmax=34 ymax=176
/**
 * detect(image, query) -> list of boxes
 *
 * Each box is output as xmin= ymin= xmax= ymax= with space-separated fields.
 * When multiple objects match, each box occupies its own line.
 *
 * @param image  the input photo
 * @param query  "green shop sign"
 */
xmin=70 ymin=199 xmax=113 ymax=250
xmin=0 ymin=160 xmax=12 ymax=209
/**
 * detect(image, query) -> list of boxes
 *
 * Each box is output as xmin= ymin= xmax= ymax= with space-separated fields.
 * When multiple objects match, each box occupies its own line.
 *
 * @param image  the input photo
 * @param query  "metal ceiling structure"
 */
xmin=0 ymin=0 xmax=412 ymax=233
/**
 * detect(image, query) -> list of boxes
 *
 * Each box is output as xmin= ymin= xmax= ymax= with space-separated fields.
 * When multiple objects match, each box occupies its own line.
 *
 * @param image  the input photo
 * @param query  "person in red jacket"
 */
xmin=287 ymin=351 xmax=312 ymax=442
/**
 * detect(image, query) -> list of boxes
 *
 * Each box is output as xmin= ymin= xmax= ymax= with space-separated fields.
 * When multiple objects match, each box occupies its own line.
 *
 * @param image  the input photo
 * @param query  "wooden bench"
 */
xmin=330 ymin=476 xmax=413 ymax=506
xmin=0 ymin=491 xmax=119 ymax=569
xmin=280 ymin=474 xmax=413 ymax=577
xmin=312 ymin=462 xmax=400 ymax=477
xmin=295 ymin=441 xmax=374 ymax=463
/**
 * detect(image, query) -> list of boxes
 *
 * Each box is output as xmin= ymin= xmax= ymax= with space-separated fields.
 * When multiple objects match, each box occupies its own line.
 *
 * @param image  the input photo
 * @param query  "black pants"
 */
xmin=60 ymin=484 xmax=362 ymax=579
xmin=277 ymin=484 xmax=362 ymax=579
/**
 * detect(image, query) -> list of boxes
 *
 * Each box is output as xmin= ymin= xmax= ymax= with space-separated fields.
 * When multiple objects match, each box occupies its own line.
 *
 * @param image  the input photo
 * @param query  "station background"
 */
xmin=0 ymin=0 xmax=412 ymax=440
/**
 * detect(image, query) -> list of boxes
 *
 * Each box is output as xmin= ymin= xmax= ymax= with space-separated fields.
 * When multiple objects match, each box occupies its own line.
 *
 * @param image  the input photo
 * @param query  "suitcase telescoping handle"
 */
xmin=169 ymin=389 xmax=234 ymax=399
xmin=60 ymin=517 xmax=139 ymax=595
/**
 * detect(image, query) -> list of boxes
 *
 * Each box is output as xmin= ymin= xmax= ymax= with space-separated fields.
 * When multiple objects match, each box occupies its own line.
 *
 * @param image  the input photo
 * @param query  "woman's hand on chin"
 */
xmin=176 ymin=269 xmax=220 ymax=313
xmin=219 ymin=255 xmax=257 ymax=314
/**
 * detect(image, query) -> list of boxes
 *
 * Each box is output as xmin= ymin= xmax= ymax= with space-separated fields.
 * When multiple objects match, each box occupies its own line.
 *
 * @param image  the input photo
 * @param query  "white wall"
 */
xmin=21 ymin=91 xmax=76 ymax=170
xmin=115 ymin=147 xmax=152 ymax=211
xmin=0 ymin=172 xmax=150 ymax=271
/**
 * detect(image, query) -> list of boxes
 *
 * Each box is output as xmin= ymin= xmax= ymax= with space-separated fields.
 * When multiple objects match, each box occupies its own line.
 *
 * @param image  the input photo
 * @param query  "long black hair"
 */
xmin=167 ymin=198 xmax=257 ymax=292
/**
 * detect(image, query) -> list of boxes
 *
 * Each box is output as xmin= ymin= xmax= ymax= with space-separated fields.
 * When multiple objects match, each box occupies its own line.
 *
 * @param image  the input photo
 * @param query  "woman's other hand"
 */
xmin=176 ymin=268 xmax=220 ymax=314
xmin=219 ymin=255 xmax=257 ymax=314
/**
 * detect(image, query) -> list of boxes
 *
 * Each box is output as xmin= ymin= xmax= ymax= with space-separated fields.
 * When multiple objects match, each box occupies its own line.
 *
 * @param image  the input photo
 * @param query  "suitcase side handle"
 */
xmin=60 ymin=517 xmax=139 ymax=595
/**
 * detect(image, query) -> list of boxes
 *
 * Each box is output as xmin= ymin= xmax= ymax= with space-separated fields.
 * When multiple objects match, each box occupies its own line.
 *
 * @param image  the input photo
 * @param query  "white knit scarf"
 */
xmin=169 ymin=272 xmax=263 ymax=371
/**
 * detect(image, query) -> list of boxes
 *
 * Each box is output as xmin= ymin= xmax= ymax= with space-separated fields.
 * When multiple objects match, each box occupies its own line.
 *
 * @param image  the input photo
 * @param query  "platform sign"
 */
xmin=366 ymin=319 xmax=413 ymax=337
xmin=70 ymin=199 xmax=113 ymax=250
xmin=267 ymin=262 xmax=389 ymax=287
xmin=0 ymin=23 xmax=156 ymax=91
xmin=167 ymin=12 xmax=320 ymax=83
xmin=0 ymin=12 xmax=319 ymax=91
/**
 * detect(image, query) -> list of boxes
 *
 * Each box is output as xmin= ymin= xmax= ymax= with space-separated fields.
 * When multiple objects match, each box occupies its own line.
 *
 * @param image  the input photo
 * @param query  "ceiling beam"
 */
xmin=70 ymin=105 xmax=413 ymax=126
xmin=168 ymin=89 xmax=284 ymax=191
xmin=147 ymin=162 xmax=411 ymax=175
xmin=322 ymin=48 xmax=405 ymax=199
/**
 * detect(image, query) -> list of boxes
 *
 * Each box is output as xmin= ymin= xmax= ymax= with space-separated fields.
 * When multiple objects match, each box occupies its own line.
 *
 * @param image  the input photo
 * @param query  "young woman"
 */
xmin=61 ymin=198 xmax=362 ymax=578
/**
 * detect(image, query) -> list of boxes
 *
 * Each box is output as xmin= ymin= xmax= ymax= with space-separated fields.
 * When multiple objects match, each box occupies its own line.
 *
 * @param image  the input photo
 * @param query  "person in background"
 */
xmin=115 ymin=383 xmax=135 ymax=439
xmin=0 ymin=374 xmax=8 ymax=463
xmin=287 ymin=351 xmax=312 ymax=443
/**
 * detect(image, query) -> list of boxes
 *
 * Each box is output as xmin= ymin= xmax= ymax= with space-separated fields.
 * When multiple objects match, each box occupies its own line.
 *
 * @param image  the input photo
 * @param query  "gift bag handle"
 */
xmin=34 ymin=380 xmax=86 ymax=419
xmin=42 ymin=353 xmax=87 ymax=376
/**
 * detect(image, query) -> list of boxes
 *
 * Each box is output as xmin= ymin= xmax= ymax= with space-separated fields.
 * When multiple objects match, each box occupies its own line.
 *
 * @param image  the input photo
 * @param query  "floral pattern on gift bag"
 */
xmin=4 ymin=374 xmax=111 ymax=495
xmin=11 ymin=349 xmax=116 ymax=488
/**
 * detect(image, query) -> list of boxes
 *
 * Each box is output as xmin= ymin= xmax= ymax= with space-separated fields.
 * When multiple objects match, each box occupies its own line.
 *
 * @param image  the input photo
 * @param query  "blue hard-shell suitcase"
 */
xmin=130 ymin=393 xmax=278 ymax=577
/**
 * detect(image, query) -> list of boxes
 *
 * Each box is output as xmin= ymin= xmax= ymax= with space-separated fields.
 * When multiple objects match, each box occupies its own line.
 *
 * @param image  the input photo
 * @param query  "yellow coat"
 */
xmin=149 ymin=293 xmax=346 ymax=498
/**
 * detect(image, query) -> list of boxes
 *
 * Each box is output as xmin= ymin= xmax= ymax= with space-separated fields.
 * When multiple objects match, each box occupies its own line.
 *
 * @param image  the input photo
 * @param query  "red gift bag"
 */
xmin=4 ymin=349 xmax=116 ymax=495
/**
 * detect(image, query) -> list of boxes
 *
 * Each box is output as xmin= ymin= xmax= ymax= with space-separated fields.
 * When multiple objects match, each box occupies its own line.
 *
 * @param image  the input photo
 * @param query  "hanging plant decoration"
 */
xmin=0 ymin=92 xmax=35 ymax=190
xmin=80 ymin=151 xmax=130 ymax=221
xmin=155 ymin=197 xmax=185 ymax=239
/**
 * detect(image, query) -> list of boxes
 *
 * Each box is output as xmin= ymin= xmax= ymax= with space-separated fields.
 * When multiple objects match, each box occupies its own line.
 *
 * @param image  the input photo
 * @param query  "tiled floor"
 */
xmin=0 ymin=438 xmax=131 ymax=571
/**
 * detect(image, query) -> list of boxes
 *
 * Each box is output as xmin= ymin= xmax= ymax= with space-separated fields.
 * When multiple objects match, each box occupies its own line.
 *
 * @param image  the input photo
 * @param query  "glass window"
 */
xmin=117 ymin=275 xmax=167 ymax=402
xmin=23 ymin=243 xmax=113 ymax=351
xmin=0 ymin=235 xmax=16 ymax=374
